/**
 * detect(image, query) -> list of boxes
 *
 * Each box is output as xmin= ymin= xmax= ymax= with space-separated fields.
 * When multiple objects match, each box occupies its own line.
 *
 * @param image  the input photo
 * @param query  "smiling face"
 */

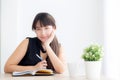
xmin=32 ymin=13 xmax=56 ymax=42
xmin=35 ymin=21 xmax=55 ymax=43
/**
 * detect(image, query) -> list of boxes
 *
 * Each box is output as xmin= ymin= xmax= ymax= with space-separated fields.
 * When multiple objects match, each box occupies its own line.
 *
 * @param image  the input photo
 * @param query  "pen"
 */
xmin=36 ymin=54 xmax=47 ymax=69
xmin=36 ymin=54 xmax=43 ymax=61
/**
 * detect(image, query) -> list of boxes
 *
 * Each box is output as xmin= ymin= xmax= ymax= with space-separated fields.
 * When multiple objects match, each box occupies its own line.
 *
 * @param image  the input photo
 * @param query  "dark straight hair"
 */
xmin=32 ymin=12 xmax=56 ymax=29
xmin=32 ymin=12 xmax=60 ymax=70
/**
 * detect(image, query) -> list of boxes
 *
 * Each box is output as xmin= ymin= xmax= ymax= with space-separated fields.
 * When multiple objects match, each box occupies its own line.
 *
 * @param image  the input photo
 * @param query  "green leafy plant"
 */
xmin=82 ymin=44 xmax=103 ymax=61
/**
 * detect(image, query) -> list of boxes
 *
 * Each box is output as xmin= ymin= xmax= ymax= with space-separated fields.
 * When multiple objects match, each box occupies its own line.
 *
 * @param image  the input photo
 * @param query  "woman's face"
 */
xmin=35 ymin=21 xmax=55 ymax=43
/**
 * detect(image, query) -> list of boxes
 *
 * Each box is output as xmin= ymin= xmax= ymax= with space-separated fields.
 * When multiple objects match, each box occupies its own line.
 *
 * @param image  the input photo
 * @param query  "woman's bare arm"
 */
xmin=45 ymin=45 xmax=66 ymax=73
xmin=4 ymin=39 xmax=35 ymax=73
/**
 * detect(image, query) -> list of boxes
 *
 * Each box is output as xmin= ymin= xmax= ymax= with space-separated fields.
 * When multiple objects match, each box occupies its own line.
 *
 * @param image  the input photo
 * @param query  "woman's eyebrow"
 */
xmin=36 ymin=26 xmax=41 ymax=28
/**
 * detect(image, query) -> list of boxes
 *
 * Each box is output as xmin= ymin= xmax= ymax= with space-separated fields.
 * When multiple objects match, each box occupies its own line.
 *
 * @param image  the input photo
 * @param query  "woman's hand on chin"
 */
xmin=43 ymin=30 xmax=55 ymax=47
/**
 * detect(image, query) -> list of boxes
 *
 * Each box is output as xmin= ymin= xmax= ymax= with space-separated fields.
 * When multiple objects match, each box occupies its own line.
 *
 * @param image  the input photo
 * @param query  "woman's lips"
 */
xmin=41 ymin=37 xmax=47 ymax=39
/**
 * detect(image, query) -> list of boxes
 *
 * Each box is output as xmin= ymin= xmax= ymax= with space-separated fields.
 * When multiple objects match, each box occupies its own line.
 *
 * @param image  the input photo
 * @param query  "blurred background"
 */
xmin=0 ymin=0 xmax=120 ymax=79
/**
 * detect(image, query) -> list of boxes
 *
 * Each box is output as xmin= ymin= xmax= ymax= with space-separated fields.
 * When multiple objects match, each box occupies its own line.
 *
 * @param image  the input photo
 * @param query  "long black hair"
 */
xmin=32 ymin=12 xmax=60 ymax=70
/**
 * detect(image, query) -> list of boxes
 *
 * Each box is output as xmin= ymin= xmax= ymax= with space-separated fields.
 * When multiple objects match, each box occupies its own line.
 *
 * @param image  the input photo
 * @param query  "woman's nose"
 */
xmin=41 ymin=30 xmax=46 ymax=35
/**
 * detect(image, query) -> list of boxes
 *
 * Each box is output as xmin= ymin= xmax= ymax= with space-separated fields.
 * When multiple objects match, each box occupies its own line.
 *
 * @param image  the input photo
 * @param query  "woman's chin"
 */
xmin=38 ymin=38 xmax=46 ymax=42
xmin=40 ymin=39 xmax=47 ymax=43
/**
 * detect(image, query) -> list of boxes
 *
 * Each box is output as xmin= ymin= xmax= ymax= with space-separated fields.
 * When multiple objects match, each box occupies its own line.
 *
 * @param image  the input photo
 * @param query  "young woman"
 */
xmin=4 ymin=12 xmax=65 ymax=73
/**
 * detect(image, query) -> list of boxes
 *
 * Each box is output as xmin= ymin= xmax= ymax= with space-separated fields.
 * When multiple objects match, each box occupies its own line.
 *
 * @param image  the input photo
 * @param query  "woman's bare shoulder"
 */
xmin=12 ymin=38 xmax=29 ymax=55
xmin=19 ymin=38 xmax=29 ymax=46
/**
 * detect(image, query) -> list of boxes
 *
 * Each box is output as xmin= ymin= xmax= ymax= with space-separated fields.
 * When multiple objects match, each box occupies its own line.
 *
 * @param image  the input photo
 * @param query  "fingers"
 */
xmin=41 ymin=60 xmax=47 ymax=64
xmin=43 ymin=30 xmax=55 ymax=46
xmin=37 ymin=60 xmax=47 ymax=69
xmin=41 ymin=60 xmax=47 ymax=69
xmin=51 ymin=30 xmax=55 ymax=36
xmin=49 ymin=30 xmax=55 ymax=41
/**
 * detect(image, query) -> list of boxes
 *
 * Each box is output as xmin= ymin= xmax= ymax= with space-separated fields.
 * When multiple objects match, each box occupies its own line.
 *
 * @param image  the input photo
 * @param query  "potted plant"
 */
xmin=82 ymin=44 xmax=103 ymax=80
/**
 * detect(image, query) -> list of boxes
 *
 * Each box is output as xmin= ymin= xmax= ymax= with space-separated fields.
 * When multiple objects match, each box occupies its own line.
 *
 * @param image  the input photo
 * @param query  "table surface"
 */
xmin=0 ymin=73 xmax=114 ymax=80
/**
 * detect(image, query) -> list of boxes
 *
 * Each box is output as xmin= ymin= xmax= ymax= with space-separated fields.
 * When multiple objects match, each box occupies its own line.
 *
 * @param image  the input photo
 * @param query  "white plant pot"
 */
xmin=85 ymin=61 xmax=102 ymax=80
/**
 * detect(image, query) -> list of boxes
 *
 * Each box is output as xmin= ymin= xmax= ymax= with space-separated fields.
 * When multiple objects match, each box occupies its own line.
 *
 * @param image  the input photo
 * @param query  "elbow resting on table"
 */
xmin=56 ymin=66 xmax=65 ymax=74
xmin=4 ymin=65 xmax=10 ymax=73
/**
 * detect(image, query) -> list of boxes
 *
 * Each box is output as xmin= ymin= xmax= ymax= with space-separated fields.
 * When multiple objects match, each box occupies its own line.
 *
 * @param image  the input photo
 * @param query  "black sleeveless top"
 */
xmin=18 ymin=37 xmax=46 ymax=66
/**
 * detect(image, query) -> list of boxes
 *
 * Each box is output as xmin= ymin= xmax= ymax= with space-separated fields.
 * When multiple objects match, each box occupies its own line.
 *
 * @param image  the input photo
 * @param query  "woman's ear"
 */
xmin=53 ymin=26 xmax=56 ymax=31
xmin=53 ymin=28 xmax=56 ymax=33
xmin=53 ymin=26 xmax=56 ymax=29
xmin=52 ymin=28 xmax=56 ymax=35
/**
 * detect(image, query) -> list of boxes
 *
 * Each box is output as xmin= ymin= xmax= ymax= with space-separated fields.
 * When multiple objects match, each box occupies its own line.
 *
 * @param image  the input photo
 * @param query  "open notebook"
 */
xmin=12 ymin=69 xmax=54 ymax=76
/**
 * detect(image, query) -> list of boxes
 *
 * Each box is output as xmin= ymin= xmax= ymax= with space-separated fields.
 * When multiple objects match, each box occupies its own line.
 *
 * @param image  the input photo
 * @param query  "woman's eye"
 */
xmin=36 ymin=28 xmax=41 ymax=30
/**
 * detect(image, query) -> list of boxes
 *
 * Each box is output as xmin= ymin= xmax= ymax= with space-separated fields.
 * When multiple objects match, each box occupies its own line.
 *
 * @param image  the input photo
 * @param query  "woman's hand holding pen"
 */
xmin=34 ymin=60 xmax=47 ymax=69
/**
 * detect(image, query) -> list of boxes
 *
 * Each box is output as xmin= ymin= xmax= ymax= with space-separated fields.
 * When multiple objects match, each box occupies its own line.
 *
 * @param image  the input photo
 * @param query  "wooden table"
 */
xmin=0 ymin=73 xmax=113 ymax=80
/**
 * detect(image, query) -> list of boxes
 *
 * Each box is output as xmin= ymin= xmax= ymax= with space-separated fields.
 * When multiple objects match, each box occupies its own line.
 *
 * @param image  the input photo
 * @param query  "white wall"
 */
xmin=0 ymin=0 xmax=1 ymax=73
xmin=1 ymin=0 xmax=18 ymax=73
xmin=1 ymin=0 xmax=104 ymax=74
xmin=103 ymin=0 xmax=120 ymax=79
